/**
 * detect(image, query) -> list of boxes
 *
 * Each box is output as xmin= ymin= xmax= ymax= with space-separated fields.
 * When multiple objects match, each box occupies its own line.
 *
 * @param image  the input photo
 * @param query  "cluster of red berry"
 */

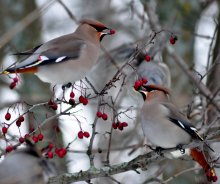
xmin=31 ymin=133 xmax=44 ymax=143
xmin=134 ymin=77 xmax=148 ymax=90
xmin=55 ymin=147 xmax=67 ymax=158
xmin=16 ymin=115 xmax=25 ymax=127
xmin=112 ymin=121 xmax=128 ymax=131
xmin=206 ymin=168 xmax=218 ymax=182
xmin=68 ymin=91 xmax=89 ymax=106
xmin=78 ymin=130 xmax=90 ymax=139
xmin=96 ymin=111 xmax=108 ymax=120
xmin=45 ymin=143 xmax=67 ymax=159
xmin=79 ymin=95 xmax=88 ymax=105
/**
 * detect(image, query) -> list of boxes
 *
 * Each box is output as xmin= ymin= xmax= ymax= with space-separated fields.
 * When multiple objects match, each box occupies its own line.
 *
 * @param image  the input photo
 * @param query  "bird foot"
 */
xmin=62 ymin=82 xmax=72 ymax=90
xmin=155 ymin=147 xmax=165 ymax=156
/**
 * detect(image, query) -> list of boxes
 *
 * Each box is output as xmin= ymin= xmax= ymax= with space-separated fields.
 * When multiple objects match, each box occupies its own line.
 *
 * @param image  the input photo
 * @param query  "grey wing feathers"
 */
xmin=8 ymin=35 xmax=86 ymax=70
xmin=162 ymin=103 xmax=203 ymax=141
xmin=12 ymin=44 xmax=43 ymax=56
xmin=40 ymin=37 xmax=86 ymax=59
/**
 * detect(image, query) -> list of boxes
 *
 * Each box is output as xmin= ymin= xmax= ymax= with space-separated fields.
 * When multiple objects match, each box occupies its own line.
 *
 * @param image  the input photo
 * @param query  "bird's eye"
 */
xmin=144 ymin=86 xmax=155 ymax=92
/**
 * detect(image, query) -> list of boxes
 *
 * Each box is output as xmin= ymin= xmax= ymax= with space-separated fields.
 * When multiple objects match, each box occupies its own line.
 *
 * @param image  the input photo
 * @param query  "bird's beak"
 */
xmin=99 ymin=28 xmax=115 ymax=41
xmin=101 ymin=28 xmax=116 ymax=36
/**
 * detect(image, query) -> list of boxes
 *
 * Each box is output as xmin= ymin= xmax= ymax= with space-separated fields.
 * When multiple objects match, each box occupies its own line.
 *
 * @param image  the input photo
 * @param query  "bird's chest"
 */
xmin=79 ymin=43 xmax=100 ymax=68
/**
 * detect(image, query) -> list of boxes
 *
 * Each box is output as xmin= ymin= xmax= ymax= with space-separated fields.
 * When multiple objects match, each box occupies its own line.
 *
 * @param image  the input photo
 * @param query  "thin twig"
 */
xmin=87 ymin=98 xmax=101 ymax=167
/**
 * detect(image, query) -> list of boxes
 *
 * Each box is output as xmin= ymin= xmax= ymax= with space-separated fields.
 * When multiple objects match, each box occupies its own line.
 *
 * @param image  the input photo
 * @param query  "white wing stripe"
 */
xmin=39 ymin=55 xmax=49 ymax=61
xmin=177 ymin=120 xmax=185 ymax=129
xmin=55 ymin=56 xmax=67 ymax=63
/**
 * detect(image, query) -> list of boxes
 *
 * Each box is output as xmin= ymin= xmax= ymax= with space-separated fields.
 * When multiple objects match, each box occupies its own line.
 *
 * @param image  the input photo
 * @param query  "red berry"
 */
xmin=118 ymin=123 xmax=124 ymax=131
xmin=142 ymin=77 xmax=148 ymax=84
xmin=82 ymin=98 xmax=88 ymax=105
xmin=38 ymin=133 xmax=44 ymax=141
xmin=48 ymin=143 xmax=54 ymax=150
xmin=78 ymin=131 xmax=84 ymax=139
xmin=32 ymin=136 xmax=38 ymax=143
xmin=47 ymin=151 xmax=53 ymax=159
xmin=18 ymin=116 xmax=24 ymax=122
xmin=6 ymin=145 xmax=13 ymax=153
xmin=110 ymin=29 xmax=116 ymax=35
xmin=2 ymin=126 xmax=8 ymax=134
xmin=24 ymin=133 xmax=30 ymax=139
xmin=57 ymin=148 xmax=67 ymax=158
xmin=79 ymin=95 xmax=84 ymax=103
xmin=169 ymin=37 xmax=175 ymax=44
xmin=83 ymin=131 xmax=90 ymax=138
xmin=134 ymin=80 xmax=143 ymax=90
xmin=102 ymin=113 xmax=108 ymax=121
xmin=96 ymin=111 xmax=103 ymax=118
xmin=213 ymin=175 xmax=218 ymax=182
xmin=55 ymin=148 xmax=60 ymax=155
xmin=13 ymin=77 xmax=19 ymax=83
xmin=16 ymin=120 xmax=21 ymax=127
xmin=122 ymin=122 xmax=128 ymax=127
xmin=145 ymin=54 xmax=151 ymax=62
xmin=169 ymin=35 xmax=177 ymax=45
xmin=70 ymin=91 xmax=75 ymax=98
xmin=19 ymin=137 xmax=25 ymax=143
xmin=5 ymin=112 xmax=11 ymax=121
xmin=51 ymin=103 xmax=58 ymax=110
xmin=69 ymin=98 xmax=75 ymax=106
xmin=9 ymin=82 xmax=16 ymax=89
xmin=112 ymin=122 xmax=118 ymax=129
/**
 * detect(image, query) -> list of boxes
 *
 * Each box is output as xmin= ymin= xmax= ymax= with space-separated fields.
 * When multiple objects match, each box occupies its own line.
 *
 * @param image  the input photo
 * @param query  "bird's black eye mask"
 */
xmin=140 ymin=85 xmax=155 ymax=92
xmin=142 ymin=85 xmax=170 ymax=94
xmin=90 ymin=24 xmax=107 ymax=32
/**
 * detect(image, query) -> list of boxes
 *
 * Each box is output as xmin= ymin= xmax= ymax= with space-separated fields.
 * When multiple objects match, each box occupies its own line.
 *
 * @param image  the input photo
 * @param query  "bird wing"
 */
xmin=162 ymin=103 xmax=203 ymax=141
xmin=12 ymin=44 xmax=43 ymax=56
xmin=4 ymin=36 xmax=86 ymax=73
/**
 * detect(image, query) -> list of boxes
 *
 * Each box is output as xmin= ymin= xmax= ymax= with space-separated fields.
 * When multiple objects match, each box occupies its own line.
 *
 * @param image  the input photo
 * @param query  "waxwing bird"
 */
xmin=1 ymin=19 xmax=115 ymax=85
xmin=0 ymin=141 xmax=56 ymax=184
xmin=137 ymin=84 xmax=203 ymax=149
xmin=137 ymin=84 xmax=217 ymax=182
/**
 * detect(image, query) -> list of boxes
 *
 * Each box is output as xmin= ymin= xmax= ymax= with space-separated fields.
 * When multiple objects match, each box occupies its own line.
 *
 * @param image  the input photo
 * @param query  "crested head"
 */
xmin=78 ymin=19 xmax=115 ymax=41
xmin=141 ymin=84 xmax=170 ymax=95
xmin=137 ymin=84 xmax=170 ymax=102
xmin=80 ymin=19 xmax=108 ymax=32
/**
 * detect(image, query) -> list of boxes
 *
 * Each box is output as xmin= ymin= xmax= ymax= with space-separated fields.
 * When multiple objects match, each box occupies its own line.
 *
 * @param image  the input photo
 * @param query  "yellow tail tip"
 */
xmin=1 ymin=71 xmax=10 ymax=75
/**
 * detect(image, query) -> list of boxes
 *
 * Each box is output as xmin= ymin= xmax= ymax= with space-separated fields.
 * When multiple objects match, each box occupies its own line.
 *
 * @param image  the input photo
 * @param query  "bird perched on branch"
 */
xmin=1 ymin=19 xmax=115 ymax=85
xmin=136 ymin=84 xmax=217 ymax=182
xmin=0 ymin=140 xmax=56 ymax=184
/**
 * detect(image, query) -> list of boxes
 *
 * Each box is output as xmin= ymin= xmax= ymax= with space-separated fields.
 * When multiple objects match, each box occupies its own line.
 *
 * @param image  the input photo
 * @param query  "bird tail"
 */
xmin=190 ymin=148 xmax=217 ymax=182
xmin=0 ymin=67 xmax=37 ymax=74
xmin=0 ymin=70 xmax=10 ymax=75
